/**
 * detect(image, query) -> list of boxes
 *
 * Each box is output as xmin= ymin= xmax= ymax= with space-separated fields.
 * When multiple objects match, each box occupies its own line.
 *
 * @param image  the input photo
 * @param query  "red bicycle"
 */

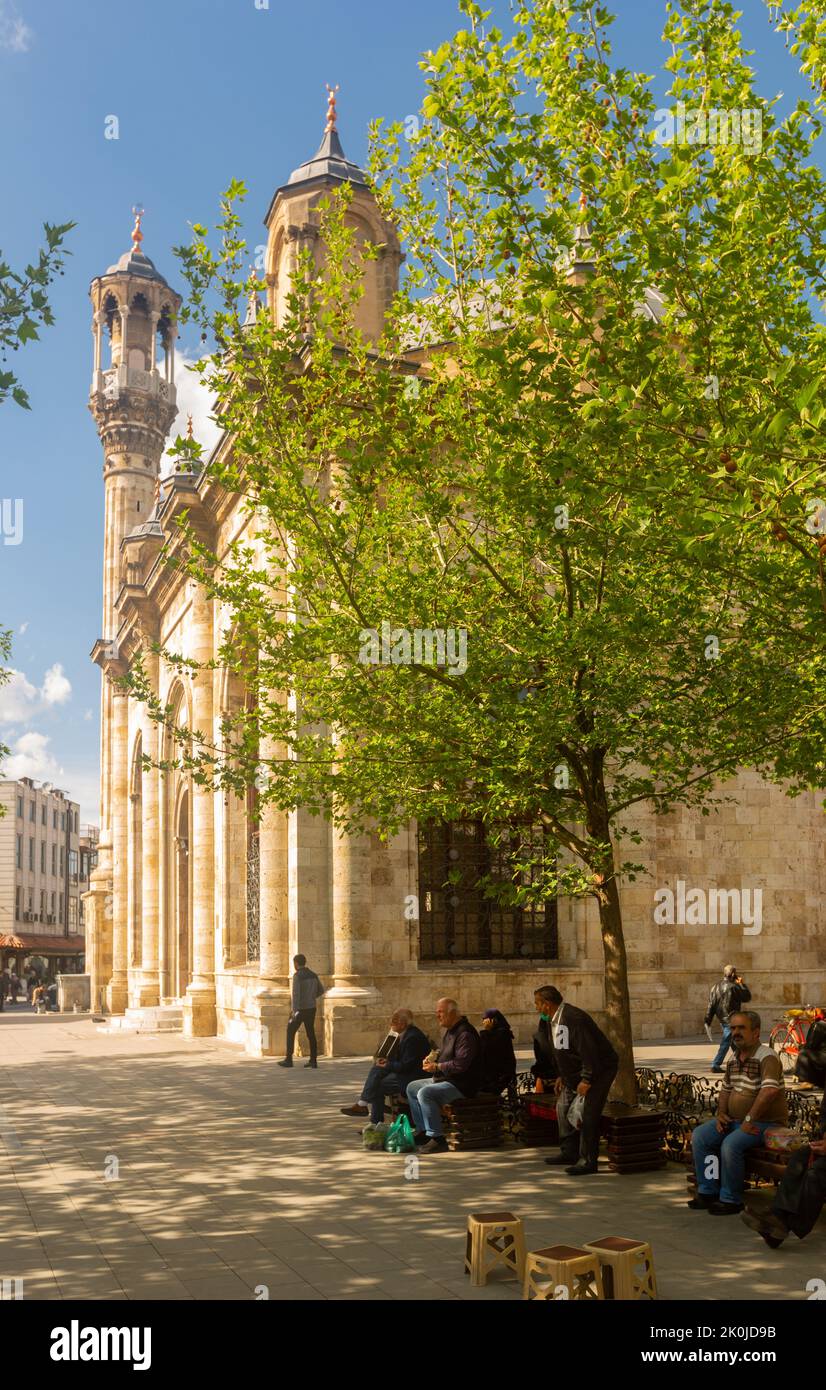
xmin=769 ymin=1006 xmax=826 ymax=1076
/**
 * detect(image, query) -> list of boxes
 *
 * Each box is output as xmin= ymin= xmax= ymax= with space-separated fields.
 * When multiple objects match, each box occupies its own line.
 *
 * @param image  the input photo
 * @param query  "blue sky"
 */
xmin=0 ymin=0 xmax=813 ymax=822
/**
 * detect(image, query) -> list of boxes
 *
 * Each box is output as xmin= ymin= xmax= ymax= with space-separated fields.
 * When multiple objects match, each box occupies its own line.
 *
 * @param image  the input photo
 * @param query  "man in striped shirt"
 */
xmin=688 ymin=1011 xmax=788 ymax=1215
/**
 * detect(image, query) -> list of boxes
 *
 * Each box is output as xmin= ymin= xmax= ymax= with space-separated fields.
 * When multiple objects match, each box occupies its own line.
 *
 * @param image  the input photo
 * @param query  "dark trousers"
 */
xmin=360 ymin=1064 xmax=406 ymax=1124
xmin=773 ymin=1148 xmax=826 ymax=1239
xmin=557 ymin=1065 xmax=618 ymax=1166
xmin=285 ymin=1009 xmax=318 ymax=1063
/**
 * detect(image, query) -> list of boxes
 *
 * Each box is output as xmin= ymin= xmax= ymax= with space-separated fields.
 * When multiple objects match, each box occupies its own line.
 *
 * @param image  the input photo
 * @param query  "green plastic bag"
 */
xmin=385 ymin=1113 xmax=416 ymax=1154
xmin=362 ymin=1122 xmax=390 ymax=1152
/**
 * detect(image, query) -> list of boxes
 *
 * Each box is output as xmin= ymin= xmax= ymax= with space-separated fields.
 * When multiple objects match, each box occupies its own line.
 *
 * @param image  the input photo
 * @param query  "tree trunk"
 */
xmin=597 ymin=872 xmax=638 ymax=1106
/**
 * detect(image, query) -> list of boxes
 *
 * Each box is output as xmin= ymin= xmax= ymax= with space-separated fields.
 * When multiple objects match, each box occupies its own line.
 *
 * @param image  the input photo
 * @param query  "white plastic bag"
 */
xmin=567 ymin=1093 xmax=586 ymax=1130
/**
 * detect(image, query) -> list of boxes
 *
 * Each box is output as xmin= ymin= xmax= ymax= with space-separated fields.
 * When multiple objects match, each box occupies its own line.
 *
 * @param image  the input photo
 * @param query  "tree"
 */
xmin=132 ymin=0 xmax=826 ymax=1099
xmin=0 ymin=221 xmax=75 ymax=408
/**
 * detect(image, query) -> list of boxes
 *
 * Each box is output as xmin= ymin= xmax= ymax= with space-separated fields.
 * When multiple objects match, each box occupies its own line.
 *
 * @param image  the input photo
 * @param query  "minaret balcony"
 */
xmin=91 ymin=364 xmax=177 ymax=405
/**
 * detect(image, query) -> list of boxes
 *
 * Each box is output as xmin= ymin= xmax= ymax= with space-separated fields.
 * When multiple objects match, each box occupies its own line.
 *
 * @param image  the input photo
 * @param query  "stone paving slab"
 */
xmin=0 ymin=1011 xmax=823 ymax=1301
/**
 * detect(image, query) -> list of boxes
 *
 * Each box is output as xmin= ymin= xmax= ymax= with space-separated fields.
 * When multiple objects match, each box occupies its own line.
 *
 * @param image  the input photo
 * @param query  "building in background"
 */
xmin=82 ymin=103 xmax=825 ymax=1053
xmin=0 ymin=777 xmax=85 ymax=977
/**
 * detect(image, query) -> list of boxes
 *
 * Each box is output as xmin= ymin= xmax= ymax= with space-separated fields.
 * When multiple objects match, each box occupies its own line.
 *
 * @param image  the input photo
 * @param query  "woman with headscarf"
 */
xmin=478 ymin=1009 xmax=518 ymax=1094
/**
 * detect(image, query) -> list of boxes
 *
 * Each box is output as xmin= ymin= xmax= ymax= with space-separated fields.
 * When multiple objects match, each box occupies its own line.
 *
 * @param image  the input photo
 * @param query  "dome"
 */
xmin=104 ymin=247 xmax=170 ymax=286
xmin=285 ymin=125 xmax=367 ymax=190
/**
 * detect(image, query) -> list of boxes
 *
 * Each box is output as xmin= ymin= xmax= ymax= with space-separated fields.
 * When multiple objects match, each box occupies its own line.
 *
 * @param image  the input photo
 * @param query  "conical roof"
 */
xmin=286 ymin=124 xmax=367 ymax=189
xmin=104 ymin=246 xmax=170 ymax=286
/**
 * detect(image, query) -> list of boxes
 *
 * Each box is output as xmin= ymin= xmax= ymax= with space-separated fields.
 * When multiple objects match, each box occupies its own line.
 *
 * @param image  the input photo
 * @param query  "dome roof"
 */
xmin=104 ymin=247 xmax=170 ymax=286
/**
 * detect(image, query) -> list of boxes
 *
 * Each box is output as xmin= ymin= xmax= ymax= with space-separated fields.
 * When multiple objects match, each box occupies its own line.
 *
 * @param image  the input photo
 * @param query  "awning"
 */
xmin=0 ymin=934 xmax=85 ymax=954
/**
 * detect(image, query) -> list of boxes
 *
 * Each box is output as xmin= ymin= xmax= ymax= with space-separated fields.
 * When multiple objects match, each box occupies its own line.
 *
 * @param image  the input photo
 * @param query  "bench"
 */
xmin=385 ymin=1091 xmax=504 ymax=1151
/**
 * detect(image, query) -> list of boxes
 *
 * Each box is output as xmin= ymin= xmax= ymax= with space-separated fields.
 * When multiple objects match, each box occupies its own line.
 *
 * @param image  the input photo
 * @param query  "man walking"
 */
xmin=278 ymin=955 xmax=325 ymax=1069
xmin=689 ymin=1011 xmax=787 ymax=1215
xmin=705 ymin=964 xmax=751 ymax=1073
xmin=539 ymin=985 xmax=619 ymax=1177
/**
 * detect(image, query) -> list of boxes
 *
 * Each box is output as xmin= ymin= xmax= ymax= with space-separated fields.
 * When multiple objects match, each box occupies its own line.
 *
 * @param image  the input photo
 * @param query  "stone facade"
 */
xmin=83 ymin=121 xmax=826 ymax=1055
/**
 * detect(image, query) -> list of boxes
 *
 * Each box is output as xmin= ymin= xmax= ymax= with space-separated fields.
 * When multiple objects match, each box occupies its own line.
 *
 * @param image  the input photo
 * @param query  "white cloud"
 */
xmin=0 ymin=734 xmax=99 ymax=824
xmin=0 ymin=4 xmax=32 ymax=51
xmin=19 ymin=621 xmax=28 ymax=634
xmin=2 ymin=731 xmax=60 ymax=782
xmin=41 ymin=663 xmax=71 ymax=706
xmin=0 ymin=663 xmax=72 ymax=721
xmin=83 ymin=708 xmax=93 ymax=722
xmin=162 ymin=351 xmax=222 ymax=474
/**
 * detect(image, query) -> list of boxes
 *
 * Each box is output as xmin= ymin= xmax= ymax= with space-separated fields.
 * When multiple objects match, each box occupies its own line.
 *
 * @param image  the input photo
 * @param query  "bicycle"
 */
xmin=769 ymin=1006 xmax=826 ymax=1076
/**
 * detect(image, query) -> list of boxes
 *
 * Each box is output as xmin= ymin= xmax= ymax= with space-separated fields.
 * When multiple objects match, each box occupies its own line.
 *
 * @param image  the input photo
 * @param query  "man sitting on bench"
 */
xmin=340 ymin=1008 xmax=430 ymax=1124
xmin=688 ymin=1011 xmax=788 ymax=1216
xmin=742 ymin=1076 xmax=826 ymax=1247
xmin=406 ymin=998 xmax=481 ymax=1155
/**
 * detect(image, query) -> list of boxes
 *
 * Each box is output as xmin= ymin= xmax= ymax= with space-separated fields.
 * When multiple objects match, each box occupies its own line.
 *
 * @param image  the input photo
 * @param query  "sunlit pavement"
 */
xmin=1 ymin=1011 xmax=822 ymax=1301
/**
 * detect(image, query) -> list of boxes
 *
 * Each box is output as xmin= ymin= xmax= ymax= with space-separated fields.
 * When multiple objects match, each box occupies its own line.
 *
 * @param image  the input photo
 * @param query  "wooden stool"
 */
xmin=582 ymin=1236 xmax=657 ymax=1300
xmin=464 ymin=1211 xmax=526 ymax=1286
xmin=523 ymin=1244 xmax=604 ymax=1301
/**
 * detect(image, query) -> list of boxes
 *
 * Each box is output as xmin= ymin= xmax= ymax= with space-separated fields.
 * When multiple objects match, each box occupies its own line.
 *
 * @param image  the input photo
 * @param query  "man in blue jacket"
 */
xmin=340 ymin=1009 xmax=431 ymax=1123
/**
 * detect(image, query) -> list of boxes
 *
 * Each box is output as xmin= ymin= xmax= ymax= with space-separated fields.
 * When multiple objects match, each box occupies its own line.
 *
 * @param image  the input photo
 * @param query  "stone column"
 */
xmin=245 ymin=735 xmax=291 ymax=1057
xmin=182 ymin=583 xmax=217 ymax=1036
xmin=107 ymin=687 xmax=129 ymax=1014
xmin=324 ymin=822 xmax=382 ymax=1055
xmin=136 ymin=648 xmax=161 ymax=1007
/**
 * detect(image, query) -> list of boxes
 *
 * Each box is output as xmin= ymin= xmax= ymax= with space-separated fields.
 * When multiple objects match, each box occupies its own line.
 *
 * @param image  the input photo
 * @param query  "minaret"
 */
xmin=263 ymin=86 xmax=403 ymax=343
xmin=89 ymin=210 xmax=182 ymax=638
xmin=85 ymin=213 xmax=182 ymax=1014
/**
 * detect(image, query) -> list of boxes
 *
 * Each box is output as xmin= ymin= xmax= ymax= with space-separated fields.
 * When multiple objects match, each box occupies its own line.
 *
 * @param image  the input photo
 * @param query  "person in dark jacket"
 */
xmin=742 ymin=1087 xmax=826 ymax=1247
xmin=479 ymin=1009 xmax=517 ymax=1094
xmin=532 ymin=990 xmax=560 ymax=1085
xmin=537 ymin=984 xmax=619 ymax=1176
xmin=406 ymin=998 xmax=481 ymax=1154
xmin=705 ymin=965 xmax=751 ymax=1073
xmin=340 ymin=1009 xmax=431 ymax=1123
xmin=278 ymin=955 xmax=325 ymax=1069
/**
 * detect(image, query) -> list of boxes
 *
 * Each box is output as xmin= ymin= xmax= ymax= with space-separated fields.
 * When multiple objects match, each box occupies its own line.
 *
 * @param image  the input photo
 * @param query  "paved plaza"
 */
xmin=1 ymin=1011 xmax=823 ymax=1301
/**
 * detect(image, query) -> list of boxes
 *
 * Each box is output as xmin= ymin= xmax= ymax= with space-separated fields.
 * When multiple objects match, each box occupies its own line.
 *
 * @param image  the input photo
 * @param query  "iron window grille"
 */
xmin=418 ymin=818 xmax=558 ymax=962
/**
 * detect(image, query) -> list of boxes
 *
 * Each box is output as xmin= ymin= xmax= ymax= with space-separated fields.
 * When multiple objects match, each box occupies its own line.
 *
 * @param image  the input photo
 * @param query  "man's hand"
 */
xmin=554 ymin=1076 xmax=564 ymax=1097
xmin=576 ymin=1081 xmax=591 ymax=1097
xmin=716 ymin=1115 xmax=733 ymax=1134
xmin=740 ymin=1121 xmax=760 ymax=1136
xmin=423 ymin=1057 xmax=437 ymax=1072
xmin=808 ymin=1138 xmax=826 ymax=1156
xmin=376 ymin=1058 xmax=387 ymax=1068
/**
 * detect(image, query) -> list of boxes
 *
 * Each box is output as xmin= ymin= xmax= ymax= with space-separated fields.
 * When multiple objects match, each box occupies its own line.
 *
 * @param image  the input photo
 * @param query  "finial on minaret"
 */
xmin=131 ymin=204 xmax=145 ymax=253
xmin=325 ymin=83 xmax=340 ymax=134
xmin=186 ymin=413 xmax=194 ymax=440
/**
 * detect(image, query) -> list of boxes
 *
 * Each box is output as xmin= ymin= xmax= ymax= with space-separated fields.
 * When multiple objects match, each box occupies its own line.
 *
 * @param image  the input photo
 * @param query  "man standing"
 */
xmin=406 ymin=999 xmax=481 ymax=1154
xmin=278 ymin=955 xmax=325 ymax=1069
xmin=340 ymin=1008 xmax=431 ymax=1123
xmin=689 ymin=1011 xmax=787 ymax=1215
xmin=705 ymin=964 xmax=751 ymax=1073
xmin=540 ymin=985 xmax=619 ymax=1176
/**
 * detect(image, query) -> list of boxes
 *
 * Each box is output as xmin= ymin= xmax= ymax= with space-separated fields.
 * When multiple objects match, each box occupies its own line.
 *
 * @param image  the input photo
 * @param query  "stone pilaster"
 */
xmin=107 ymin=687 xmax=129 ymax=1015
xmin=135 ymin=648 xmax=161 ymax=1007
xmin=182 ymin=584 xmax=217 ymax=1037
xmin=245 ymin=735 xmax=291 ymax=1057
xmin=324 ymin=823 xmax=382 ymax=1055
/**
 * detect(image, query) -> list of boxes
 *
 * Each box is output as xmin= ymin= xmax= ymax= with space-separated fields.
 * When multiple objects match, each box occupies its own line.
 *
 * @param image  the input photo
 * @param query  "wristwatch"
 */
xmin=744 ymin=1113 xmax=752 ymax=1123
